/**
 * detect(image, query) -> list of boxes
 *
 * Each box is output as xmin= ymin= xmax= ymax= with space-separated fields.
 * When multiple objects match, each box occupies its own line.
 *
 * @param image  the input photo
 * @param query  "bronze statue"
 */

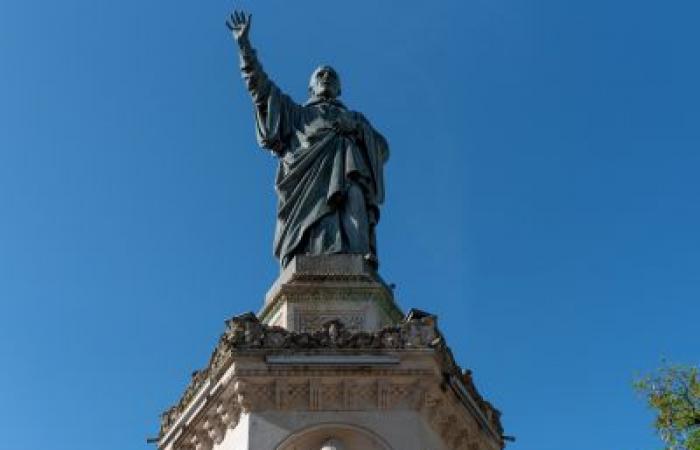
xmin=227 ymin=11 xmax=389 ymax=268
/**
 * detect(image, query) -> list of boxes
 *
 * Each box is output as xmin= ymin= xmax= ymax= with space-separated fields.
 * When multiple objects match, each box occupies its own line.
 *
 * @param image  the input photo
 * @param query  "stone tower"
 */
xmin=155 ymin=255 xmax=506 ymax=450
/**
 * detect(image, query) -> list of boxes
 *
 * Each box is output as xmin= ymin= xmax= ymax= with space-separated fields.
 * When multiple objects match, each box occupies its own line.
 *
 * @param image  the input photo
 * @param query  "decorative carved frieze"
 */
xmin=188 ymin=431 xmax=212 ymax=450
xmin=158 ymin=309 xmax=504 ymax=450
xmin=202 ymin=416 xmax=224 ymax=444
xmin=295 ymin=311 xmax=366 ymax=333
xmin=165 ymin=373 xmax=493 ymax=450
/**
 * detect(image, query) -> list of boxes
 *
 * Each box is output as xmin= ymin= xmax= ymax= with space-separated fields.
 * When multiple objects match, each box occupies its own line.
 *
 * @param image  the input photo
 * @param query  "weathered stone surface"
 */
xmin=260 ymin=254 xmax=403 ymax=333
xmin=276 ymin=254 xmax=375 ymax=278
xmin=157 ymin=311 xmax=504 ymax=450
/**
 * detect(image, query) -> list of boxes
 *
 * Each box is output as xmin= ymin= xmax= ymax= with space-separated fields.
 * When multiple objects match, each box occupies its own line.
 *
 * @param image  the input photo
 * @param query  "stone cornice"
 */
xmin=160 ymin=369 xmax=502 ymax=450
xmin=158 ymin=310 xmax=504 ymax=449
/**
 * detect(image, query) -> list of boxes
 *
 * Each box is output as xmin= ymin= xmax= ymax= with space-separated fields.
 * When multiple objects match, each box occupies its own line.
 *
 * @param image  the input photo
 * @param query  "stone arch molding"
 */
xmin=276 ymin=423 xmax=392 ymax=450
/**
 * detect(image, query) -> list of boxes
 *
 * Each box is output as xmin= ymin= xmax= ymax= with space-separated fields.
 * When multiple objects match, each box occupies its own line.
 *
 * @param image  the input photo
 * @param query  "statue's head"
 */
xmin=320 ymin=438 xmax=345 ymax=450
xmin=308 ymin=65 xmax=341 ymax=100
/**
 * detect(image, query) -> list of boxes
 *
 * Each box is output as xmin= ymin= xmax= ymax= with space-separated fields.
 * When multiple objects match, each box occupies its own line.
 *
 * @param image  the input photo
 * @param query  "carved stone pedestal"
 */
xmin=157 ymin=258 xmax=505 ymax=450
xmin=259 ymin=255 xmax=403 ymax=333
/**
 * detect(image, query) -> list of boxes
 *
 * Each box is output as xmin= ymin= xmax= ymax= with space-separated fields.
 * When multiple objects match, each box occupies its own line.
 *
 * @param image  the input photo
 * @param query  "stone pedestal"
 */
xmin=260 ymin=255 xmax=403 ymax=333
xmin=156 ymin=257 xmax=505 ymax=450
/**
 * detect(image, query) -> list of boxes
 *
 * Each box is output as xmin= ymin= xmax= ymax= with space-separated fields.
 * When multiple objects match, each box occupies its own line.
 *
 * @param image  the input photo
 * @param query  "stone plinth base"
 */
xmin=259 ymin=255 xmax=403 ymax=333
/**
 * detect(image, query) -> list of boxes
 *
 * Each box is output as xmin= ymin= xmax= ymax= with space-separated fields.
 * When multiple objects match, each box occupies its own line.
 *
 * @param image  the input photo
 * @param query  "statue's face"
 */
xmin=320 ymin=438 xmax=345 ymax=450
xmin=309 ymin=66 xmax=341 ymax=99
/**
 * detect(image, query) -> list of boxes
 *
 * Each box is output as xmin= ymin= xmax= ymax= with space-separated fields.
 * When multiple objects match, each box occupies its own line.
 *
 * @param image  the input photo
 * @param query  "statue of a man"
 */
xmin=226 ymin=11 xmax=389 ymax=268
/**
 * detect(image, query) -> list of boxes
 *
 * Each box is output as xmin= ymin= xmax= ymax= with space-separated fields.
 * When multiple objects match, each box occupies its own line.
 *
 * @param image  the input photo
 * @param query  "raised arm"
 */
xmin=226 ymin=11 xmax=274 ymax=107
xmin=226 ymin=11 xmax=296 ymax=111
xmin=227 ymin=11 xmax=300 ymax=153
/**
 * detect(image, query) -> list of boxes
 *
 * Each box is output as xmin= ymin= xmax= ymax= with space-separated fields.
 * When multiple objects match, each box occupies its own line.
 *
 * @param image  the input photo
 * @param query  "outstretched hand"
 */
xmin=226 ymin=10 xmax=251 ymax=44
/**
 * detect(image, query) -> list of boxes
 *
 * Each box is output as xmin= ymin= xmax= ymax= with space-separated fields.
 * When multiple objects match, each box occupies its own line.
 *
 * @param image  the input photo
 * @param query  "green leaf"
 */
xmin=635 ymin=363 xmax=700 ymax=450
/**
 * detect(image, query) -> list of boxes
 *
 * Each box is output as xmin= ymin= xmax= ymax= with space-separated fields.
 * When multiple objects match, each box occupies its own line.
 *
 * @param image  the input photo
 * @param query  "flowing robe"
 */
xmin=239 ymin=44 xmax=389 ymax=267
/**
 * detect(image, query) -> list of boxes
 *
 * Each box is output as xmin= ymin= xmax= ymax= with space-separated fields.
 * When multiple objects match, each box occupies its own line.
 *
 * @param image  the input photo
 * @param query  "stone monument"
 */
xmin=154 ymin=11 xmax=506 ymax=450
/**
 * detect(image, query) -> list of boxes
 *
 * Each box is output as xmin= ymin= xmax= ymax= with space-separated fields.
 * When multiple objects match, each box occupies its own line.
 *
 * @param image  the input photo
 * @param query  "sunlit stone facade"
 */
xmin=157 ymin=255 xmax=504 ymax=450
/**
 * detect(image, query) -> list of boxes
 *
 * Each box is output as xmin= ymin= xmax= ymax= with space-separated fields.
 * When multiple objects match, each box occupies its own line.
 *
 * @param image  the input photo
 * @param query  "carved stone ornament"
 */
xmin=158 ymin=309 xmax=504 ymax=450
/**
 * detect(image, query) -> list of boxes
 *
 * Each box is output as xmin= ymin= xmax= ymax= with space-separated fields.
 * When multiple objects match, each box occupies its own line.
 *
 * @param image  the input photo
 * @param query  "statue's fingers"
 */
xmin=225 ymin=19 xmax=234 ymax=31
xmin=246 ymin=13 xmax=252 ymax=25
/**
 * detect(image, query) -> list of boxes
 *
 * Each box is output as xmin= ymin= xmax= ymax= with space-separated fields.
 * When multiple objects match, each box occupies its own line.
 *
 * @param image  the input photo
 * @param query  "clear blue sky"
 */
xmin=1 ymin=0 xmax=698 ymax=449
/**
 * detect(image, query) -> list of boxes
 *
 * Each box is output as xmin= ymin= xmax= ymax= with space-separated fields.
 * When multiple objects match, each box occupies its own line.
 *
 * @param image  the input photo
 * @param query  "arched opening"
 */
xmin=275 ymin=422 xmax=392 ymax=450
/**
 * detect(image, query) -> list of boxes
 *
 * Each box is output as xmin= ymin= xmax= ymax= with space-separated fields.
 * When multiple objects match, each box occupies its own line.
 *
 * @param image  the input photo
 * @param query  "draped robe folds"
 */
xmin=239 ymin=43 xmax=389 ymax=267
